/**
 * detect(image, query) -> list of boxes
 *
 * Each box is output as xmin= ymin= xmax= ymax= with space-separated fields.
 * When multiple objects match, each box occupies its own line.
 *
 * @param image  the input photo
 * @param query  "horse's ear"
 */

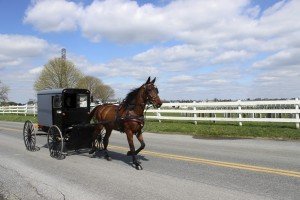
xmin=151 ymin=77 xmax=156 ymax=84
xmin=146 ymin=77 xmax=151 ymax=84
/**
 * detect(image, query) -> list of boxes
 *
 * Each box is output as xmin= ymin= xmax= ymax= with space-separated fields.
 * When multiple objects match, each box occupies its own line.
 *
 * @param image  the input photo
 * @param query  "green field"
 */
xmin=143 ymin=120 xmax=300 ymax=140
xmin=0 ymin=114 xmax=37 ymax=123
xmin=1 ymin=114 xmax=299 ymax=140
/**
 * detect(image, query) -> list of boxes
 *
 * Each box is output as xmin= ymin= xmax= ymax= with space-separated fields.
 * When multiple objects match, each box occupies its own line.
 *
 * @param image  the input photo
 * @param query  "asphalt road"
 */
xmin=0 ymin=121 xmax=299 ymax=200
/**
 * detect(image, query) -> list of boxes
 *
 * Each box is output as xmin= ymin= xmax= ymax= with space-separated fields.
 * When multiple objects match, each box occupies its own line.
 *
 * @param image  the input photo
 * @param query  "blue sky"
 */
xmin=1 ymin=0 xmax=300 ymax=103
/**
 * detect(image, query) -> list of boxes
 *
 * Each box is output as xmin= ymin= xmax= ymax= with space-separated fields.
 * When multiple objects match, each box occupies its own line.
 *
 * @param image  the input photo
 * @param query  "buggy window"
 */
xmin=78 ymin=94 xmax=88 ymax=108
xmin=64 ymin=94 xmax=77 ymax=108
xmin=53 ymin=95 xmax=62 ymax=108
xmin=64 ymin=93 xmax=88 ymax=108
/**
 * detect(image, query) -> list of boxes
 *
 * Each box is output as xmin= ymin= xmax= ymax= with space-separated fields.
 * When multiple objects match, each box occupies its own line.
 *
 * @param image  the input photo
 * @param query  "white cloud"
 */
xmin=245 ymin=5 xmax=260 ymax=18
xmin=0 ymin=34 xmax=61 ymax=103
xmin=249 ymin=65 xmax=300 ymax=98
xmin=23 ymin=0 xmax=300 ymax=47
xmin=24 ymin=0 xmax=253 ymax=43
xmin=168 ymin=75 xmax=194 ymax=83
xmin=262 ymin=0 xmax=287 ymax=16
xmin=79 ymin=0 xmax=169 ymax=43
xmin=213 ymin=50 xmax=252 ymax=63
xmin=24 ymin=0 xmax=82 ymax=32
xmin=253 ymin=48 xmax=300 ymax=69
xmin=0 ymin=34 xmax=48 ymax=57
xmin=29 ymin=66 xmax=43 ymax=74
xmin=23 ymin=0 xmax=300 ymax=54
xmin=133 ymin=45 xmax=212 ymax=63
xmin=257 ymin=0 xmax=300 ymax=38
xmin=67 ymin=53 xmax=160 ymax=81
xmin=0 ymin=34 xmax=56 ymax=68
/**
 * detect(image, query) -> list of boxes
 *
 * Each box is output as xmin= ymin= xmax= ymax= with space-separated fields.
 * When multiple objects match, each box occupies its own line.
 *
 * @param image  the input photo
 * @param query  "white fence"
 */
xmin=1 ymin=99 xmax=300 ymax=128
xmin=0 ymin=104 xmax=37 ymax=116
xmin=145 ymin=98 xmax=300 ymax=129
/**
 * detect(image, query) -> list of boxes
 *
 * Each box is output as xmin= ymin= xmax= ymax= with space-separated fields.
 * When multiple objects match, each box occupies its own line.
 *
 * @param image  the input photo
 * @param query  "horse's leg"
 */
xmin=89 ymin=124 xmax=103 ymax=154
xmin=135 ymin=131 xmax=145 ymax=155
xmin=103 ymin=127 xmax=112 ymax=161
xmin=126 ymin=130 xmax=145 ymax=156
xmin=126 ymin=130 xmax=142 ymax=170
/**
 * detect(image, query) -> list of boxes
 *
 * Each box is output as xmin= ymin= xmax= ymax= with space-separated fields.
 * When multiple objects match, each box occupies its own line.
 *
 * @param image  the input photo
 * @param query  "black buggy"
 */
xmin=23 ymin=88 xmax=100 ymax=159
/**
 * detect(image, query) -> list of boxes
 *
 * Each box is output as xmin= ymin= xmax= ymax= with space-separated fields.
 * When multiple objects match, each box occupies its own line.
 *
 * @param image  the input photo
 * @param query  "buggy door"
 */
xmin=62 ymin=92 xmax=90 ymax=129
xmin=52 ymin=95 xmax=63 ymax=129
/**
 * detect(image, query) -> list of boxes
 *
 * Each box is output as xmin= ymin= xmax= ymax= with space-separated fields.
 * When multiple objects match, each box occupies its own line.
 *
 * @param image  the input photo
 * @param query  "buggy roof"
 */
xmin=37 ymin=88 xmax=90 ymax=95
xmin=37 ymin=89 xmax=64 ymax=95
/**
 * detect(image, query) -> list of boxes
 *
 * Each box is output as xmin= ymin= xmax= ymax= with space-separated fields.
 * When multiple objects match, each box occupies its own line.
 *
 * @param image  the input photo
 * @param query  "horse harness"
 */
xmin=115 ymin=102 xmax=145 ymax=133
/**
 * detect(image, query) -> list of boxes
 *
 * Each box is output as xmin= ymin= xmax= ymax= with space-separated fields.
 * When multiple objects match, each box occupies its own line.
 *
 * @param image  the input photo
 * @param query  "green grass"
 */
xmin=1 ymin=114 xmax=299 ymax=140
xmin=143 ymin=120 xmax=300 ymax=140
xmin=0 ymin=114 xmax=37 ymax=123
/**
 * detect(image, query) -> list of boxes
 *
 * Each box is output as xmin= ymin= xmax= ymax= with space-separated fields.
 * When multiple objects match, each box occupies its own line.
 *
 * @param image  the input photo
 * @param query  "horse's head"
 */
xmin=143 ymin=77 xmax=162 ymax=108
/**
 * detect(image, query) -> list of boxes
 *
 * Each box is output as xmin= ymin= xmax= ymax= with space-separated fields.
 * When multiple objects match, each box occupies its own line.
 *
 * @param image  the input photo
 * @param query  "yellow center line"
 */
xmin=1 ymin=126 xmax=299 ymax=178
xmin=109 ymin=145 xmax=300 ymax=178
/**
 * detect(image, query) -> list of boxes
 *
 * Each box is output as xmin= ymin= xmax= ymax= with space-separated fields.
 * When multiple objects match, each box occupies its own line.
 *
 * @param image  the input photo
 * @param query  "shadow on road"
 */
xmin=65 ymin=148 xmax=149 ymax=168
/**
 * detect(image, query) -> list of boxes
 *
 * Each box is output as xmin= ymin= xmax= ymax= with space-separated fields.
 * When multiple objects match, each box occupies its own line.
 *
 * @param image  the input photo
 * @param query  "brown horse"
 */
xmin=89 ymin=77 xmax=162 ymax=169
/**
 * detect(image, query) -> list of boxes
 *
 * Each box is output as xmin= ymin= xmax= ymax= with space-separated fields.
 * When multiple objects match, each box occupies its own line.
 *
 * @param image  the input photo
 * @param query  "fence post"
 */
xmin=296 ymin=98 xmax=299 ymax=129
xmin=238 ymin=100 xmax=242 ymax=126
xmin=34 ymin=104 xmax=37 ymax=116
xmin=156 ymin=107 xmax=161 ymax=123
xmin=193 ymin=101 xmax=197 ymax=125
xmin=25 ymin=105 xmax=27 ymax=116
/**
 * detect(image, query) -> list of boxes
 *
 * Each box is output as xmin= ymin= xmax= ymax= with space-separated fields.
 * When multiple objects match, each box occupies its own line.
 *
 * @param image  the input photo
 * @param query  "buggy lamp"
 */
xmin=56 ymin=110 xmax=66 ymax=116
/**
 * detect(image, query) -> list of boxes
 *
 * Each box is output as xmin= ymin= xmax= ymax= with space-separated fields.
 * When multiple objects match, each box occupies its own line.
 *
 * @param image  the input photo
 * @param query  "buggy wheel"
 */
xmin=23 ymin=120 xmax=37 ymax=151
xmin=47 ymin=125 xmax=65 ymax=159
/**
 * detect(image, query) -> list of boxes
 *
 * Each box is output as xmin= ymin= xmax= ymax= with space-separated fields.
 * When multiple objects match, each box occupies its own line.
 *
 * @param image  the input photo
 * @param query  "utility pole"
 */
xmin=61 ymin=48 xmax=66 ymax=60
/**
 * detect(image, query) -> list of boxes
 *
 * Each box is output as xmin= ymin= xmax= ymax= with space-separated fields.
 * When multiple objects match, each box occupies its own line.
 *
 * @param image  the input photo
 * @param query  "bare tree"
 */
xmin=97 ymin=84 xmax=115 ymax=103
xmin=77 ymin=76 xmax=103 ymax=99
xmin=34 ymin=58 xmax=83 ymax=91
xmin=77 ymin=76 xmax=115 ymax=103
xmin=0 ymin=80 xmax=9 ymax=103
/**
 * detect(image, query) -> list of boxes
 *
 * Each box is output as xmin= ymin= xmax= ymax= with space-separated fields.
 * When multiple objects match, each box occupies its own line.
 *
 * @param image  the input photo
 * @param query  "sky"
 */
xmin=0 ymin=0 xmax=300 ymax=103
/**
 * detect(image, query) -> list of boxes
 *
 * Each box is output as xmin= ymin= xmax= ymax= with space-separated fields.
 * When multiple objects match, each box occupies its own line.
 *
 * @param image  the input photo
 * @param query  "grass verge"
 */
xmin=1 ymin=114 xmax=299 ymax=140
xmin=143 ymin=120 xmax=300 ymax=140
xmin=0 ymin=114 xmax=37 ymax=123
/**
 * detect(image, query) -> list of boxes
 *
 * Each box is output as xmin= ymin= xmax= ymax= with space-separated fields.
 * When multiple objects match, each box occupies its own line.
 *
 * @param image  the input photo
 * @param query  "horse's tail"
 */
xmin=88 ymin=105 xmax=102 ymax=122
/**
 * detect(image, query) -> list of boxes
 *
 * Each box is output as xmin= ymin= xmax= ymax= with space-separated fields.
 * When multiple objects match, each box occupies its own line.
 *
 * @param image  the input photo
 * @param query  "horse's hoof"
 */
xmin=105 ymin=156 xmax=112 ymax=161
xmin=135 ymin=164 xmax=143 ymax=170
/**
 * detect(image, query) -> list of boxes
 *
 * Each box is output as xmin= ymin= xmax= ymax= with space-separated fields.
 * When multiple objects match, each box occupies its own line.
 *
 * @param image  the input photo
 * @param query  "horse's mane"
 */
xmin=122 ymin=87 xmax=141 ymax=108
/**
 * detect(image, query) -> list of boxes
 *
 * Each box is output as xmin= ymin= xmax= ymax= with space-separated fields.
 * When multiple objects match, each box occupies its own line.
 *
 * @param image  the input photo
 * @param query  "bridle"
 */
xmin=119 ymin=83 xmax=160 ymax=111
xmin=144 ymin=83 xmax=159 ymax=107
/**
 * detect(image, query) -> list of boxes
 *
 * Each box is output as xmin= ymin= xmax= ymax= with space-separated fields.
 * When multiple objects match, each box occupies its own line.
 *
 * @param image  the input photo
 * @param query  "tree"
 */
xmin=77 ymin=76 xmax=103 ymax=98
xmin=97 ymin=84 xmax=115 ymax=103
xmin=34 ymin=58 xmax=83 ymax=91
xmin=77 ymin=76 xmax=115 ymax=103
xmin=0 ymin=80 xmax=9 ymax=103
